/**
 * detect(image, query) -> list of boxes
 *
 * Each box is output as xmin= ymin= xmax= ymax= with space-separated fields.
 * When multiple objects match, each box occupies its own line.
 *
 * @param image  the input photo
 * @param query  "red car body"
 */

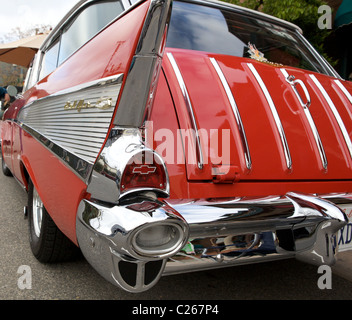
xmin=1 ymin=0 xmax=352 ymax=292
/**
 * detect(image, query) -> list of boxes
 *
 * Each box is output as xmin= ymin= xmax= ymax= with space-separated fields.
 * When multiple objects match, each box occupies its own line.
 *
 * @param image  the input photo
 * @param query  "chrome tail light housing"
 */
xmin=87 ymin=127 xmax=170 ymax=203
xmin=76 ymin=197 xmax=189 ymax=292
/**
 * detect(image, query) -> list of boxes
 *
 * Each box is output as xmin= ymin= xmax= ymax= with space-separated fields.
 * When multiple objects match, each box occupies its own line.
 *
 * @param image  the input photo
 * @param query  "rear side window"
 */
xmin=58 ymin=1 xmax=124 ymax=65
xmin=39 ymin=0 xmax=124 ymax=81
xmin=39 ymin=39 xmax=60 ymax=80
xmin=167 ymin=1 xmax=331 ymax=75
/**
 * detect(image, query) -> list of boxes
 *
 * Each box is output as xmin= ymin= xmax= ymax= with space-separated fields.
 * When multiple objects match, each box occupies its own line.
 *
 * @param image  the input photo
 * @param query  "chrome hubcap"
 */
xmin=32 ymin=187 xmax=43 ymax=238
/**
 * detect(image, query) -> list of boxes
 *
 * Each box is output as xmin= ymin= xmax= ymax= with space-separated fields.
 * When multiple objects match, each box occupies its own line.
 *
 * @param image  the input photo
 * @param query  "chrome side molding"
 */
xmin=247 ymin=63 xmax=292 ymax=170
xmin=210 ymin=57 xmax=252 ymax=170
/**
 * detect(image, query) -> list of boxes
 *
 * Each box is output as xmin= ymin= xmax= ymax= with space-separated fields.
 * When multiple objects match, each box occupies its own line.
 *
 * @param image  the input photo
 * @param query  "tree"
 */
xmin=0 ymin=24 xmax=52 ymax=43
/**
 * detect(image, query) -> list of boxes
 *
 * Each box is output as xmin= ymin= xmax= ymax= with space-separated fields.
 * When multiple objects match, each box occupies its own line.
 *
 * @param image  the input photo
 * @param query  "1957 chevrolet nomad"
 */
xmin=1 ymin=0 xmax=352 ymax=292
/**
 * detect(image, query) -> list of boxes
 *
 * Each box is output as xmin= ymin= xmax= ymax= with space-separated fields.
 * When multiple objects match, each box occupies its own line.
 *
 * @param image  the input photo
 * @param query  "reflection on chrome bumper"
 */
xmin=76 ymin=192 xmax=350 ymax=292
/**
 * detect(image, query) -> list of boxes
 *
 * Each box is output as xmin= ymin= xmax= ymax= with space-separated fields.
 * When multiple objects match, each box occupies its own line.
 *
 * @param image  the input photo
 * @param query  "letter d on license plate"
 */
xmin=336 ymin=205 xmax=352 ymax=252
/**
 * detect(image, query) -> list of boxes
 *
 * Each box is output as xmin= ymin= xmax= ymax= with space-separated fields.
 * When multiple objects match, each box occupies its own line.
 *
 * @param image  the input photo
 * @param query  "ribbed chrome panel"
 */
xmin=18 ymin=74 xmax=123 ymax=164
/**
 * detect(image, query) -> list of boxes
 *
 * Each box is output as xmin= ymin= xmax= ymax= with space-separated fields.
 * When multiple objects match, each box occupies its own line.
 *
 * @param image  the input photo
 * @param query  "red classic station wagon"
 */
xmin=1 ymin=0 xmax=352 ymax=292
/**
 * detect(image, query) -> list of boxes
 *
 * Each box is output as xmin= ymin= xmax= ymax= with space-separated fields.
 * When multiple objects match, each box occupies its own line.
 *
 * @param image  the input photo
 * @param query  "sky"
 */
xmin=0 ymin=0 xmax=80 ymax=41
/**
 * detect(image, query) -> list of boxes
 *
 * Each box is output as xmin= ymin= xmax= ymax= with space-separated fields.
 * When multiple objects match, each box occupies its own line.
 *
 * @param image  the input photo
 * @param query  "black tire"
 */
xmin=1 ymin=149 xmax=12 ymax=177
xmin=28 ymin=180 xmax=79 ymax=263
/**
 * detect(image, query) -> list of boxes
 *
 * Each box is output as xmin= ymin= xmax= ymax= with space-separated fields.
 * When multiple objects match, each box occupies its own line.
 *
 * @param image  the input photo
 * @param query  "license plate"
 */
xmin=336 ymin=205 xmax=352 ymax=252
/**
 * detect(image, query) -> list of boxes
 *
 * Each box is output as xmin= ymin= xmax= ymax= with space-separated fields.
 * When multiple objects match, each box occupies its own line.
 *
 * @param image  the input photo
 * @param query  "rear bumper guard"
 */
xmin=76 ymin=192 xmax=350 ymax=292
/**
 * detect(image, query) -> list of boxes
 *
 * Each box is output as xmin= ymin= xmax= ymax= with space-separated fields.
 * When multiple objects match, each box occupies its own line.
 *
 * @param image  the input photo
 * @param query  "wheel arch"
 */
xmin=20 ymin=155 xmax=37 ymax=193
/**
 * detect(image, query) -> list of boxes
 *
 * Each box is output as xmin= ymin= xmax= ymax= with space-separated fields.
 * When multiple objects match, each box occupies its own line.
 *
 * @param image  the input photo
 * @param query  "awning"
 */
xmin=335 ymin=0 xmax=352 ymax=28
xmin=0 ymin=33 xmax=48 ymax=68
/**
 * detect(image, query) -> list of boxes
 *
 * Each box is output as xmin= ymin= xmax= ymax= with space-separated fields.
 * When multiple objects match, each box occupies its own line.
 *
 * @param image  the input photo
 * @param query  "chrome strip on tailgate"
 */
xmin=210 ymin=57 xmax=252 ymax=170
xmin=247 ymin=63 xmax=292 ymax=170
xmin=167 ymin=52 xmax=204 ymax=170
xmin=309 ymin=74 xmax=352 ymax=159
xmin=280 ymin=68 xmax=328 ymax=170
xmin=334 ymin=79 xmax=352 ymax=105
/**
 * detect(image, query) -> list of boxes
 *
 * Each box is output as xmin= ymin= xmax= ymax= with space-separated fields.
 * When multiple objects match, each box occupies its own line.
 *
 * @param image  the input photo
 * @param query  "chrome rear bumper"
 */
xmin=76 ymin=192 xmax=350 ymax=292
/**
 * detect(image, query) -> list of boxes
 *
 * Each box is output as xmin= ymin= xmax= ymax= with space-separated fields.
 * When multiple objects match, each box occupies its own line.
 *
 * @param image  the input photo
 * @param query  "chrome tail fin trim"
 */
xmin=113 ymin=0 xmax=172 ymax=128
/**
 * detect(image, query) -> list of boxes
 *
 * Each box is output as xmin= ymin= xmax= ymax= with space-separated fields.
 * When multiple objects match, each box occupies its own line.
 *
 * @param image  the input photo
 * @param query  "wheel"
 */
xmin=1 ymin=149 xmax=12 ymax=177
xmin=28 ymin=180 xmax=79 ymax=263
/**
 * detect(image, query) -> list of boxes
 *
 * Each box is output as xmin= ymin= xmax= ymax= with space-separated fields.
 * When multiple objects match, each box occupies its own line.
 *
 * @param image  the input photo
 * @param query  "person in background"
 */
xmin=0 ymin=87 xmax=10 ymax=108
xmin=0 ymin=87 xmax=10 ymax=120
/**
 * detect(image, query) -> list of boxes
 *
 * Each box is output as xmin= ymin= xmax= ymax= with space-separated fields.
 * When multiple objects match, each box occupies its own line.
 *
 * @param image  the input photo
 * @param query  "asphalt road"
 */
xmin=1 ymin=157 xmax=352 ymax=301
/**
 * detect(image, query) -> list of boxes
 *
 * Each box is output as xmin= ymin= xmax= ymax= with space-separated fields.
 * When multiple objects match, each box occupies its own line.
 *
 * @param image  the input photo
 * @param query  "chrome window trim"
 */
xmin=297 ymin=32 xmax=341 ymax=79
xmin=247 ymin=63 xmax=292 ymax=170
xmin=210 ymin=57 xmax=252 ymax=170
xmin=121 ymin=0 xmax=132 ymax=8
xmin=309 ymin=74 xmax=352 ymax=160
xmin=167 ymin=52 xmax=204 ymax=170
xmin=280 ymin=68 xmax=327 ymax=170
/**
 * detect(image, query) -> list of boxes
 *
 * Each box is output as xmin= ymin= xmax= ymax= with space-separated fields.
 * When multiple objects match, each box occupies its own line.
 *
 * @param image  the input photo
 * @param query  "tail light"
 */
xmin=132 ymin=222 xmax=185 ymax=257
xmin=120 ymin=150 xmax=168 ymax=198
